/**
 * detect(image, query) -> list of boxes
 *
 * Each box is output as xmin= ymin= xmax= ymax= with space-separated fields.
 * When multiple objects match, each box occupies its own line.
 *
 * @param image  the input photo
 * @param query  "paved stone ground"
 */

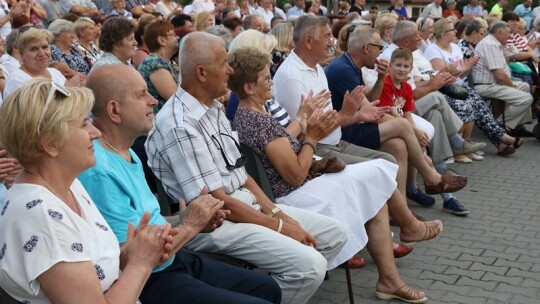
xmin=308 ymin=128 xmax=540 ymax=304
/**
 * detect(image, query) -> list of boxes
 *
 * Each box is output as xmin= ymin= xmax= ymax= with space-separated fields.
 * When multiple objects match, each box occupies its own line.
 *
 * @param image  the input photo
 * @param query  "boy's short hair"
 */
xmin=390 ymin=47 xmax=413 ymax=65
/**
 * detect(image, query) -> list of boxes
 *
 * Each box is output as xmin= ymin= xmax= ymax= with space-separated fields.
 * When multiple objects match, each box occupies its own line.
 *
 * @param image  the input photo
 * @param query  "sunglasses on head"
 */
xmin=37 ymin=81 xmax=72 ymax=134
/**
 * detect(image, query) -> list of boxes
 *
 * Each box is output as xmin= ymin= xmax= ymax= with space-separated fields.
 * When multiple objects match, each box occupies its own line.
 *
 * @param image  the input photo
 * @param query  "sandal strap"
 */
xmin=422 ymin=220 xmax=443 ymax=241
xmin=393 ymin=285 xmax=425 ymax=301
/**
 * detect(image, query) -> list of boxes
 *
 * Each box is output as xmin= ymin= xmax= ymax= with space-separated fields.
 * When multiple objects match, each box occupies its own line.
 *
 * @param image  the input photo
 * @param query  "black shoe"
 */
xmin=509 ymin=125 xmax=535 ymax=137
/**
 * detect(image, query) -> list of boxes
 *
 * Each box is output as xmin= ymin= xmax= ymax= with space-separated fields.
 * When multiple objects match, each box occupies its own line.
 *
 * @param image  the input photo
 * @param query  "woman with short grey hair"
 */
xmin=49 ymin=19 xmax=90 ymax=75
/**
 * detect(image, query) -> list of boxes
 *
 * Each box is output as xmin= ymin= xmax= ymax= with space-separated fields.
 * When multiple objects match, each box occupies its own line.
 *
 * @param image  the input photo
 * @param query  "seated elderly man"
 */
xmin=377 ymin=20 xmax=484 ymax=215
xmin=80 ymin=64 xmax=282 ymax=304
xmin=325 ymin=26 xmax=441 ymax=207
xmin=273 ymin=15 xmax=468 ymax=215
xmin=145 ymin=31 xmax=348 ymax=304
xmin=472 ymin=21 xmax=534 ymax=135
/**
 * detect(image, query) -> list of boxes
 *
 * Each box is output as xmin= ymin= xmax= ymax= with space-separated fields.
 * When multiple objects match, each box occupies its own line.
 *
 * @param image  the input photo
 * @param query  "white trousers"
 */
xmin=185 ymin=203 xmax=347 ymax=304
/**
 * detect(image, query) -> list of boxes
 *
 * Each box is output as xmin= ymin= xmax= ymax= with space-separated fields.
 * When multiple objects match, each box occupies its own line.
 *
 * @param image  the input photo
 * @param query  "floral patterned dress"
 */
xmin=51 ymin=44 xmax=90 ymax=74
xmin=233 ymin=108 xmax=399 ymax=269
xmin=138 ymin=53 xmax=180 ymax=113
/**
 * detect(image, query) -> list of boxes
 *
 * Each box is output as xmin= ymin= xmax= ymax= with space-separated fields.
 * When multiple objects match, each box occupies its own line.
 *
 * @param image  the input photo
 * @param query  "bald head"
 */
xmin=179 ymin=31 xmax=225 ymax=82
xmin=86 ymin=64 xmax=135 ymax=118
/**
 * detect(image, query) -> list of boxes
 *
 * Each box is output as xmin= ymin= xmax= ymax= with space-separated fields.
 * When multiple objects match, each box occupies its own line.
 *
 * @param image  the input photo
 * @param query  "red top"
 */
xmin=379 ymin=74 xmax=415 ymax=117
xmin=443 ymin=9 xmax=462 ymax=19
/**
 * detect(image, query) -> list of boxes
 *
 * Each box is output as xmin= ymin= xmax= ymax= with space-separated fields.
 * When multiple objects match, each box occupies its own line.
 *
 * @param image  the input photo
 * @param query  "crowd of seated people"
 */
xmin=0 ymin=0 xmax=538 ymax=303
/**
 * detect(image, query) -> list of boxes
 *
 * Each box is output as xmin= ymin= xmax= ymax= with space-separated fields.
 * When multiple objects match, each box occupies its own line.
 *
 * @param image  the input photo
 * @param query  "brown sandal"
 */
xmin=401 ymin=220 xmax=443 ymax=247
xmin=424 ymin=174 xmax=467 ymax=195
xmin=376 ymin=285 xmax=428 ymax=303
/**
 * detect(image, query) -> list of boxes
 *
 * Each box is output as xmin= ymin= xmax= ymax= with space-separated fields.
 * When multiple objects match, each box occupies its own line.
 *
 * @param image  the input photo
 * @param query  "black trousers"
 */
xmin=140 ymin=250 xmax=282 ymax=304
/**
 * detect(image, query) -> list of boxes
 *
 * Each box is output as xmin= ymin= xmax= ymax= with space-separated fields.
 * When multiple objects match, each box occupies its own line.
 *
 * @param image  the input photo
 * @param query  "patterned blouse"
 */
xmin=74 ymin=42 xmax=102 ymax=66
xmin=51 ymin=44 xmax=90 ymax=74
xmin=138 ymin=53 xmax=179 ymax=113
xmin=0 ymin=180 xmax=120 ymax=303
xmin=233 ymin=108 xmax=306 ymax=198
xmin=458 ymin=38 xmax=476 ymax=60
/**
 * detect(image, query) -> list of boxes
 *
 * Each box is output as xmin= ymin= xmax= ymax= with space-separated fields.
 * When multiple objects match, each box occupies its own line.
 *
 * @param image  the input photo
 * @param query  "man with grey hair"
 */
xmin=472 ymin=21 xmax=533 ymax=134
xmin=81 ymin=64 xmax=282 ymax=304
xmin=275 ymin=15 xmax=395 ymax=164
xmin=325 ymin=26 xmax=453 ymax=209
xmin=273 ymin=16 xmax=451 ymax=282
xmin=146 ymin=31 xmax=347 ymax=304
xmin=379 ymin=20 xmax=482 ymax=215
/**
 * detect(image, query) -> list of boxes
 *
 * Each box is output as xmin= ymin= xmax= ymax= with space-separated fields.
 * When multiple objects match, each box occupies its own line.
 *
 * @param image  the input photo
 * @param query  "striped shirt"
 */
xmin=507 ymin=32 xmax=528 ymax=51
xmin=471 ymin=34 xmax=511 ymax=84
xmin=146 ymin=87 xmax=248 ymax=202
xmin=264 ymin=98 xmax=291 ymax=126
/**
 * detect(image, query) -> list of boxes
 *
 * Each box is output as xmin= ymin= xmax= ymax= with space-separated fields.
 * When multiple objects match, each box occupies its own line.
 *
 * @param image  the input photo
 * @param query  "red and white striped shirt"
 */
xmin=507 ymin=32 xmax=529 ymax=51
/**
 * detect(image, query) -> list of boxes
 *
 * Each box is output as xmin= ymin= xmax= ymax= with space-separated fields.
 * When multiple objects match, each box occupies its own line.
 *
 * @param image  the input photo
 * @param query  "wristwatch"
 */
xmin=268 ymin=207 xmax=281 ymax=217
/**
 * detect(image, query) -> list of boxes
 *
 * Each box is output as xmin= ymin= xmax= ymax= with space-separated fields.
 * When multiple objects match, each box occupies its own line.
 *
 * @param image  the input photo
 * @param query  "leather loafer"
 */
xmin=424 ymin=174 xmax=467 ymax=195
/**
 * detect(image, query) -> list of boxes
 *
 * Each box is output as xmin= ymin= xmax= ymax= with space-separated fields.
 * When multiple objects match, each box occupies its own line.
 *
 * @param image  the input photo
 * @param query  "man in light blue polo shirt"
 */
xmin=79 ymin=64 xmax=281 ymax=304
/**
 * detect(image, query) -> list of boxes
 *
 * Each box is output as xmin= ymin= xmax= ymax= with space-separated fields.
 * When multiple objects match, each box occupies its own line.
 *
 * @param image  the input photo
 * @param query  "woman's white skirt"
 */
xmin=276 ymin=159 xmax=398 ymax=269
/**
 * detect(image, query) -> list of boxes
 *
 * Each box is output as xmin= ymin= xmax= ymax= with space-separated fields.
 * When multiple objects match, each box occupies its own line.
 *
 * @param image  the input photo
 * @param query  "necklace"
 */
xmin=100 ymin=136 xmax=131 ymax=161
xmin=26 ymin=169 xmax=80 ymax=214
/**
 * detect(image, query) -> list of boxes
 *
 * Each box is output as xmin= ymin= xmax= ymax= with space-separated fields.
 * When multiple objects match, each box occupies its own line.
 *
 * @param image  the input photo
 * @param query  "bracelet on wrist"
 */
xmin=268 ymin=207 xmax=281 ymax=217
xmin=276 ymin=218 xmax=284 ymax=233
xmin=302 ymin=141 xmax=316 ymax=152
xmin=292 ymin=117 xmax=302 ymax=127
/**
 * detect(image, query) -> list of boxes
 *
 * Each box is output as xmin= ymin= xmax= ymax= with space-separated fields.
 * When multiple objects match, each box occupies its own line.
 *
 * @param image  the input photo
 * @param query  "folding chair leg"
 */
xmin=344 ymin=265 xmax=355 ymax=304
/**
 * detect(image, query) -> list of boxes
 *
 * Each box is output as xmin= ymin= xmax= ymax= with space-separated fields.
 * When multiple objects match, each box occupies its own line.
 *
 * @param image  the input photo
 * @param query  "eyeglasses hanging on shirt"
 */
xmin=211 ymin=133 xmax=247 ymax=171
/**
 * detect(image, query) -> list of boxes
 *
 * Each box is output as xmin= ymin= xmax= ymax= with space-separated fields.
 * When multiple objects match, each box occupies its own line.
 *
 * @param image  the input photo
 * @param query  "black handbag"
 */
xmin=439 ymin=84 xmax=469 ymax=100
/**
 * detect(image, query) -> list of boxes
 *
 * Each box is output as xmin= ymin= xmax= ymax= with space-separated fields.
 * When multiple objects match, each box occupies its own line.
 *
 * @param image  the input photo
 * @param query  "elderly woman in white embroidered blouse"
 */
xmin=0 ymin=78 xmax=174 ymax=303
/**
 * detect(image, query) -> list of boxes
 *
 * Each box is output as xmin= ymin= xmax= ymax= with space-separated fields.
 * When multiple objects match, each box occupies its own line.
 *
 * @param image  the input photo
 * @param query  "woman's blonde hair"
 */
xmin=432 ymin=18 xmax=454 ymax=40
xmin=74 ymin=17 xmax=96 ymax=38
xmin=0 ymin=78 xmax=94 ymax=165
xmin=269 ymin=23 xmax=293 ymax=53
xmin=337 ymin=23 xmax=353 ymax=52
xmin=374 ymin=13 xmax=398 ymax=37
xmin=16 ymin=28 xmax=53 ymax=52
xmin=195 ymin=11 xmax=214 ymax=31
xmin=416 ymin=17 xmax=433 ymax=31
xmin=229 ymin=29 xmax=277 ymax=54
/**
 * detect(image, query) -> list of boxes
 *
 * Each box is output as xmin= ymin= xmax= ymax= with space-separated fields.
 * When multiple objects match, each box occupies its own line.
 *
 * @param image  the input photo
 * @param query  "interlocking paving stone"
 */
xmin=307 ymin=129 xmax=540 ymax=304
